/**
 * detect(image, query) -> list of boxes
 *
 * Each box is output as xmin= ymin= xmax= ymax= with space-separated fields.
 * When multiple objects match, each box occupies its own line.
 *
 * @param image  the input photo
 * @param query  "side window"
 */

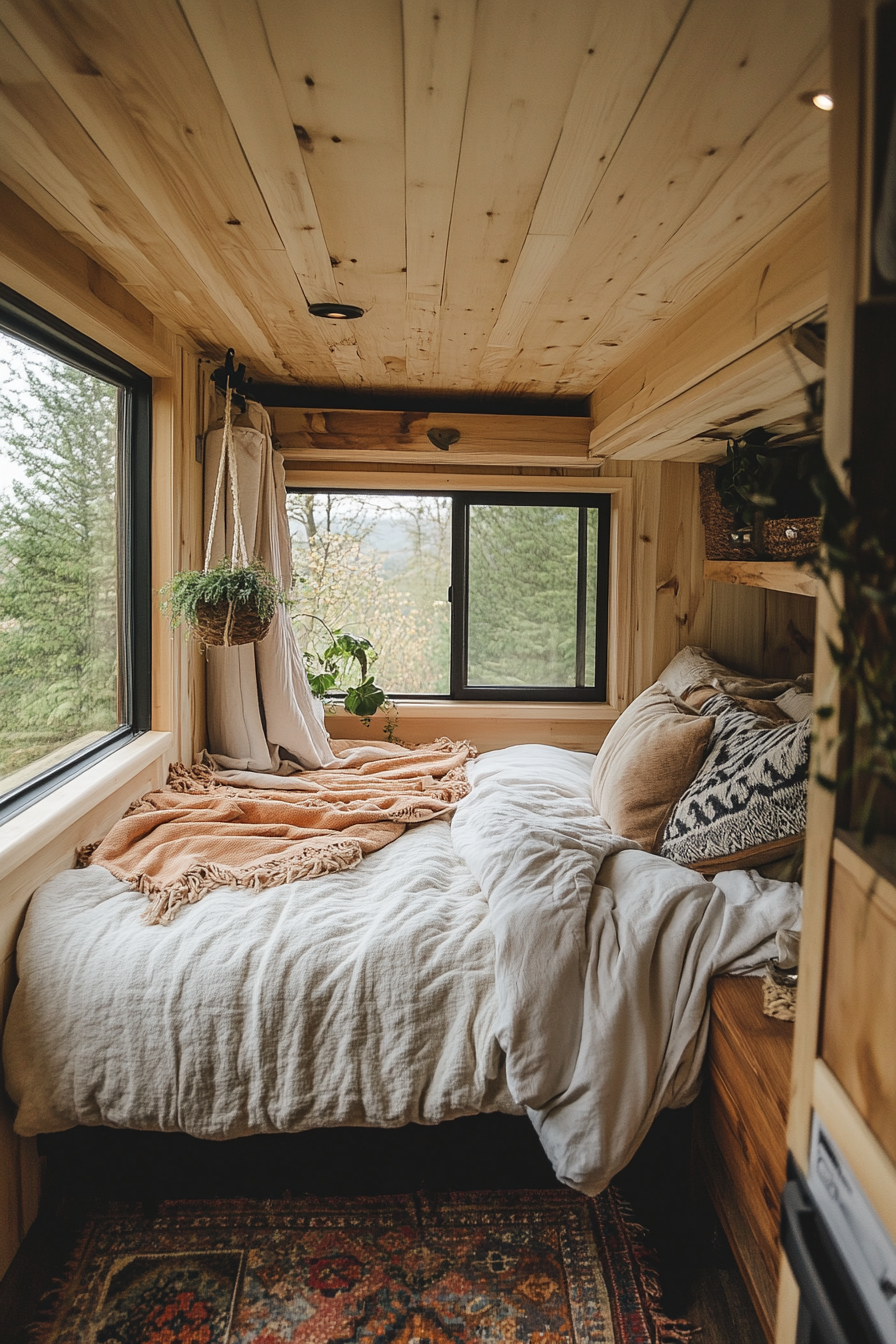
xmin=0 ymin=289 xmax=151 ymax=820
xmin=288 ymin=489 xmax=611 ymax=702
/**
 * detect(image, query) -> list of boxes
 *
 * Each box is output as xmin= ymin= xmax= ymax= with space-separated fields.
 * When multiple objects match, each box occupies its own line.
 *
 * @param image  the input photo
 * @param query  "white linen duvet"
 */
xmin=2 ymin=745 xmax=801 ymax=1193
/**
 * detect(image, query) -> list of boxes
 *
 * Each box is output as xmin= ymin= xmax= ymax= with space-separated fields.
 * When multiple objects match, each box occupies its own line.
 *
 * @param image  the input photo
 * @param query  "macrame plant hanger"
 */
xmin=203 ymin=379 xmax=250 ymax=647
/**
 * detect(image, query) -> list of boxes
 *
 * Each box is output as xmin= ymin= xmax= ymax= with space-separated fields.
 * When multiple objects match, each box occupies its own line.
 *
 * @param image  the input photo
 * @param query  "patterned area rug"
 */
xmin=37 ymin=1190 xmax=691 ymax=1343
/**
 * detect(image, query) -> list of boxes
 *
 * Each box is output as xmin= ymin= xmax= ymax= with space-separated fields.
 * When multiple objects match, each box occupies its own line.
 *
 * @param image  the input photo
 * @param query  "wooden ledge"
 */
xmin=704 ymin=558 xmax=818 ymax=597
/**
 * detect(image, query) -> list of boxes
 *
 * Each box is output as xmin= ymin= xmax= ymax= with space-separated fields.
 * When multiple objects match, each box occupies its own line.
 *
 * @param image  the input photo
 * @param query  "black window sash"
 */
xmin=289 ymin=486 xmax=612 ymax=704
xmin=451 ymin=491 xmax=611 ymax=702
xmin=0 ymin=284 xmax=152 ymax=825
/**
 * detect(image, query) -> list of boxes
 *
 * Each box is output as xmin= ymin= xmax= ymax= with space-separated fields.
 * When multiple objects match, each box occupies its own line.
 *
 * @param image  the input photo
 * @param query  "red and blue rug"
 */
xmin=37 ymin=1189 xmax=691 ymax=1343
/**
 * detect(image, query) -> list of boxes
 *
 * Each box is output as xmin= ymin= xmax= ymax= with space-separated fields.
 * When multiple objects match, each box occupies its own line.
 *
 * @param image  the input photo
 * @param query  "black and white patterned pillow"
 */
xmin=660 ymin=692 xmax=810 ymax=866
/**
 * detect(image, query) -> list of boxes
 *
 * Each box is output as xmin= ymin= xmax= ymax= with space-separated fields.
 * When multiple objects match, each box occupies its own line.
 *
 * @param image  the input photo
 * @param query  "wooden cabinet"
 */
xmin=695 ymin=976 xmax=794 ymax=1343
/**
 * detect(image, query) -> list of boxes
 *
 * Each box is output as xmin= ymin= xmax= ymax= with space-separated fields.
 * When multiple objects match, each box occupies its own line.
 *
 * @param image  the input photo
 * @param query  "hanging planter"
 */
xmin=161 ymin=381 xmax=285 ymax=647
xmin=164 ymin=556 xmax=283 ymax=647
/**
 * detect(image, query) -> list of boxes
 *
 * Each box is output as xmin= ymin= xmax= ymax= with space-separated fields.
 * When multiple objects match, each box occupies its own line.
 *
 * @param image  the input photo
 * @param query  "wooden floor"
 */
xmin=0 ymin=1110 xmax=765 ymax=1342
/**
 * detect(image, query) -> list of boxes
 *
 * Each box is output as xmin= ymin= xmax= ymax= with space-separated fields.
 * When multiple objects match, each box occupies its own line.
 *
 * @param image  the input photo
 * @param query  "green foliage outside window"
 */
xmin=0 ymin=336 xmax=119 ymax=786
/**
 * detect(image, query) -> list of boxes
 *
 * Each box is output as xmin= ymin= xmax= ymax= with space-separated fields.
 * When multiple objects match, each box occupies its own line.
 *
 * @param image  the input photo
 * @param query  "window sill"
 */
xmin=0 ymin=730 xmax=172 ymax=886
xmin=374 ymin=700 xmax=619 ymax=720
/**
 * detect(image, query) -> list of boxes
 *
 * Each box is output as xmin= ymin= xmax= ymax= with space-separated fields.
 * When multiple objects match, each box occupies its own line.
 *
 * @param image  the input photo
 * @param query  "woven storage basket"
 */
xmin=762 ymin=516 xmax=822 ymax=560
xmin=699 ymin=464 xmax=756 ymax=560
xmin=194 ymin=599 xmax=272 ymax=647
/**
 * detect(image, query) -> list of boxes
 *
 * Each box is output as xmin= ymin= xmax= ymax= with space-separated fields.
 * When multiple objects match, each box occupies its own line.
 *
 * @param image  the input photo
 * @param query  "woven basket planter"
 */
xmin=193 ymin=600 xmax=273 ymax=647
xmin=699 ymin=464 xmax=756 ymax=559
xmin=761 ymin=516 xmax=822 ymax=560
xmin=699 ymin=465 xmax=820 ymax=562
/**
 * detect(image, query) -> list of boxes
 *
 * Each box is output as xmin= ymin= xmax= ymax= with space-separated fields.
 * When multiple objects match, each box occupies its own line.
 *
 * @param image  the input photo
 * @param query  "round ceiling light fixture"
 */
xmin=800 ymin=89 xmax=833 ymax=111
xmin=308 ymin=302 xmax=365 ymax=320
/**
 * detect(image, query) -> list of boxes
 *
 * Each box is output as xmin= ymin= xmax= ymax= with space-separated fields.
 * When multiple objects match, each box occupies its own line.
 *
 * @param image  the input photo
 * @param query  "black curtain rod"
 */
xmin=210 ymin=349 xmax=591 ymax=417
xmin=247 ymin=384 xmax=591 ymax=417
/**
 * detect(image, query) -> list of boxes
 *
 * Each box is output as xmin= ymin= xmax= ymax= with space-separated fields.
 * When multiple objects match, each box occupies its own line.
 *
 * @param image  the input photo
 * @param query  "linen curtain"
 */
xmin=203 ymin=401 xmax=335 ymax=771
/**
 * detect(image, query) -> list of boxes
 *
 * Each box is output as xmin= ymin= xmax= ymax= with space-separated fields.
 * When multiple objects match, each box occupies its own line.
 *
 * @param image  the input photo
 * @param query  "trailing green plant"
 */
xmin=302 ymin=623 xmax=393 ymax=727
xmin=805 ymin=464 xmax=896 ymax=842
xmin=715 ymin=426 xmax=824 ymax=537
xmin=161 ymin=556 xmax=284 ymax=630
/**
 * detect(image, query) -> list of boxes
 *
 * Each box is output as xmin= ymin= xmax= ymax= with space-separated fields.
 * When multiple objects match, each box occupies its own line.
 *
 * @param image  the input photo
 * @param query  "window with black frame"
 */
xmin=287 ymin=489 xmax=611 ymax=701
xmin=0 ymin=287 xmax=151 ymax=820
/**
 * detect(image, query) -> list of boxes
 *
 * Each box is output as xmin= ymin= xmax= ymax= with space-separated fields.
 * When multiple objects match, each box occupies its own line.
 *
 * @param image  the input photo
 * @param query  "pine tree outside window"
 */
xmin=0 ymin=288 xmax=151 ymax=820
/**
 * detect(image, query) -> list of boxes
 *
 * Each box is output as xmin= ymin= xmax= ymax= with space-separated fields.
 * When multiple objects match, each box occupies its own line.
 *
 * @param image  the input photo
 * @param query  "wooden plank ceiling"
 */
xmin=0 ymin=0 xmax=828 ymax=401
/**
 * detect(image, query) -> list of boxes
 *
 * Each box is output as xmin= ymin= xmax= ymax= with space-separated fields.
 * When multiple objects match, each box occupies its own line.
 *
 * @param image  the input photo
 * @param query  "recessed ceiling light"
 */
xmin=308 ymin=302 xmax=364 ymax=320
xmin=801 ymin=89 xmax=833 ymax=111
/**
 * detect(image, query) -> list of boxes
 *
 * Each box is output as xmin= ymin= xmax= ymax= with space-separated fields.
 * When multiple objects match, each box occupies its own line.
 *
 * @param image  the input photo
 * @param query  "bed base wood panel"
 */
xmin=695 ymin=977 xmax=794 ymax=1344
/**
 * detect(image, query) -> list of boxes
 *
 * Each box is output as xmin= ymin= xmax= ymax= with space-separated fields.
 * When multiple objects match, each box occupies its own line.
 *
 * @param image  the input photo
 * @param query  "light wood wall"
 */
xmin=0 ymin=206 xmax=203 ymax=1278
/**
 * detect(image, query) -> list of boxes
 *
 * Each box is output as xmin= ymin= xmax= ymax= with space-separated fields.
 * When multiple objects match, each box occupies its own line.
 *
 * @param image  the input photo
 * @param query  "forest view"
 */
xmin=288 ymin=492 xmax=601 ymax=694
xmin=0 ymin=331 xmax=119 ymax=793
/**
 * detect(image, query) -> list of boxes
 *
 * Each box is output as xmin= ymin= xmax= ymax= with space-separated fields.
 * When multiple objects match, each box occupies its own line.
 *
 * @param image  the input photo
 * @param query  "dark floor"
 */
xmin=0 ymin=1109 xmax=765 ymax=1342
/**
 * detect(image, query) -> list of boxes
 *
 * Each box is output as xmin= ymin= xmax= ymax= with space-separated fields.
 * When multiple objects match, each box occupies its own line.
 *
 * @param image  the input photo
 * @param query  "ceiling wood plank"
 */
xmin=589 ymin=190 xmax=827 ymax=457
xmin=259 ymin=0 xmax=407 ymax=390
xmin=402 ymin=0 xmax=478 ymax=386
xmin=0 ymin=181 xmax=174 ymax=375
xmin=550 ymin=49 xmax=831 ymax=393
xmin=495 ymin=0 xmax=828 ymax=396
xmin=0 ymin=0 xmax=341 ymax=381
xmin=177 ymin=0 xmax=339 ymax=307
xmin=432 ymin=0 xmax=599 ymax=390
xmin=481 ymin=0 xmax=688 ymax=373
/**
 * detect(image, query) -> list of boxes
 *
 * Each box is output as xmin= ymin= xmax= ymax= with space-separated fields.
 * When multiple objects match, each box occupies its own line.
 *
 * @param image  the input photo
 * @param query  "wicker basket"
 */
xmin=699 ymin=464 xmax=756 ymax=560
xmin=761 ymin=516 xmax=822 ymax=560
xmin=193 ymin=600 xmax=273 ymax=647
xmin=699 ymin=465 xmax=821 ymax=561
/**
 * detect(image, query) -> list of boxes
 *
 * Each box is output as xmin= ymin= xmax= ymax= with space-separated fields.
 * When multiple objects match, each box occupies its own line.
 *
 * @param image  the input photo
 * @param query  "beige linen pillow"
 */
xmin=590 ymin=683 xmax=714 ymax=851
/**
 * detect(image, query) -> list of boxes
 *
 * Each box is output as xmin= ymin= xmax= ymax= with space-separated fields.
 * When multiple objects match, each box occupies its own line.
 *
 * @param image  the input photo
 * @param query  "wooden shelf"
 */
xmin=704 ymin=558 xmax=818 ymax=598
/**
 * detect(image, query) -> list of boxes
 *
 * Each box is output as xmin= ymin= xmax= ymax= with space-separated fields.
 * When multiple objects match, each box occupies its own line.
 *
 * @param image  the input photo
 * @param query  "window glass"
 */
xmin=0 ymin=330 xmax=120 ymax=797
xmin=467 ymin=501 xmax=583 ymax=688
xmin=288 ymin=489 xmax=609 ymax=701
xmin=288 ymin=492 xmax=452 ymax=695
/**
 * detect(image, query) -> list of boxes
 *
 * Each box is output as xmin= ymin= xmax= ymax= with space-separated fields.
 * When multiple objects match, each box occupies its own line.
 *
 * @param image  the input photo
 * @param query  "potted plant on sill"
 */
xmin=302 ymin=622 xmax=396 ymax=733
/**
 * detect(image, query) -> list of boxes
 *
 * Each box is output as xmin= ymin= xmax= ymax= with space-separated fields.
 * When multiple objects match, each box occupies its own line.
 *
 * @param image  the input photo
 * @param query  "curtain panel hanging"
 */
xmin=202 ymin=401 xmax=335 ymax=772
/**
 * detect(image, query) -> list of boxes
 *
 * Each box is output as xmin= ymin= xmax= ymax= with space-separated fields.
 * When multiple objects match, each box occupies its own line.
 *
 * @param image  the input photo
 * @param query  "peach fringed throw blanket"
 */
xmin=83 ymin=738 xmax=475 ymax=926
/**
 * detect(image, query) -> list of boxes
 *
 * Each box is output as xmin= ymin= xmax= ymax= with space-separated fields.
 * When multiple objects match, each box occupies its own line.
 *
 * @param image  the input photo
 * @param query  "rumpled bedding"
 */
xmin=3 ymin=744 xmax=801 ymax=1192
xmin=83 ymin=739 xmax=474 ymax=926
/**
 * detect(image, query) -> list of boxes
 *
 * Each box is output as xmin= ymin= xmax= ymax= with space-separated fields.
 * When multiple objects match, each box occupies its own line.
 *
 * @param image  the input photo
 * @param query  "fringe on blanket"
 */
xmin=598 ymin=1188 xmax=695 ymax=1342
xmin=137 ymin=838 xmax=365 ymax=926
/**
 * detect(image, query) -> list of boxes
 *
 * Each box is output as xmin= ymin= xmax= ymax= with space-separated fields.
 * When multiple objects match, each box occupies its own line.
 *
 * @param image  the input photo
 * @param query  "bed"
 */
xmin=2 ymin=658 xmax=807 ymax=1195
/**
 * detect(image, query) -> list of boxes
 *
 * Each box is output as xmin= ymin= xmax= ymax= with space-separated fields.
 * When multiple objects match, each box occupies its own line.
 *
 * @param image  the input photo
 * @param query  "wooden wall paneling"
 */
xmin=402 ymin=1 xmax=477 ymax=385
xmin=282 ymin=467 xmax=618 ymax=494
xmin=432 ymin=0 xmax=596 ymax=390
xmin=708 ymin=583 xmax=768 ymax=679
xmin=0 ymin=0 xmax=333 ymax=383
xmin=821 ymin=842 xmax=896 ymax=1165
xmin=255 ymin=0 xmax=407 ymax=388
xmin=650 ymin=463 xmax=712 ymax=681
xmin=325 ymin=703 xmax=619 ymax=756
xmin=497 ymin=0 xmax=827 ymax=396
xmin=587 ymin=192 xmax=828 ymax=460
xmin=0 ymin=184 xmax=173 ymax=376
xmin=271 ymin=408 xmax=593 ymax=468
xmin=761 ymin=590 xmax=816 ymax=679
xmin=479 ymin=0 xmax=689 ymax=380
xmin=629 ymin=463 xmax=662 ymax=696
xmin=152 ymin=340 xmax=205 ymax=765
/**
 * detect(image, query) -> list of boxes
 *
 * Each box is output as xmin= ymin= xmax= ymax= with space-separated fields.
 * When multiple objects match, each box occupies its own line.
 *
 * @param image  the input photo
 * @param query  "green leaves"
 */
xmin=302 ymin=625 xmax=388 ymax=723
xmin=715 ymin=429 xmax=824 ymax=535
xmin=161 ymin=557 xmax=284 ymax=630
